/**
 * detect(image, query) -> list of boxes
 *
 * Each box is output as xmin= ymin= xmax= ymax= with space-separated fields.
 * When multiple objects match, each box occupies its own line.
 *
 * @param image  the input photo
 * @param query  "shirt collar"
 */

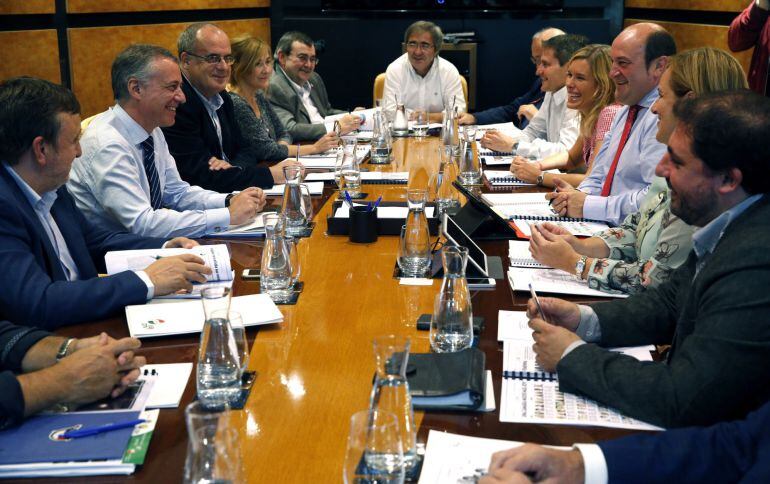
xmin=551 ymin=86 xmax=567 ymax=106
xmin=2 ymin=162 xmax=58 ymax=213
xmin=183 ymin=74 xmax=223 ymax=112
xmin=279 ymin=64 xmax=312 ymax=93
xmin=692 ymin=193 xmax=763 ymax=259
xmin=636 ymin=87 xmax=659 ymax=109
xmin=112 ymin=104 xmax=151 ymax=145
xmin=408 ymin=55 xmax=439 ymax=79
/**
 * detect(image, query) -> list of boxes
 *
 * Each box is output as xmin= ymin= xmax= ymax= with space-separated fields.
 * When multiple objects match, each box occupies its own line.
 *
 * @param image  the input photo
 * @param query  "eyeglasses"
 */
xmin=406 ymin=41 xmax=434 ymax=51
xmin=185 ymin=52 xmax=235 ymax=65
xmin=290 ymin=54 xmax=319 ymax=65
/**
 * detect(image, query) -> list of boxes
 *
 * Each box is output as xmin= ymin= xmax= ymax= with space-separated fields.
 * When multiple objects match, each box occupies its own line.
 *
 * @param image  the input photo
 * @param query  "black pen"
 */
xmin=529 ymin=283 xmax=546 ymax=320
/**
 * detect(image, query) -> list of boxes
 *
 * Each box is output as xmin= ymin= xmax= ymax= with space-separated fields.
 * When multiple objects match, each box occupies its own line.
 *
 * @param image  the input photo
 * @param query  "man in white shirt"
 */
xmin=480 ymin=34 xmax=585 ymax=159
xmin=382 ymin=20 xmax=466 ymax=123
xmin=70 ymin=44 xmax=266 ymax=238
xmin=269 ymin=31 xmax=361 ymax=141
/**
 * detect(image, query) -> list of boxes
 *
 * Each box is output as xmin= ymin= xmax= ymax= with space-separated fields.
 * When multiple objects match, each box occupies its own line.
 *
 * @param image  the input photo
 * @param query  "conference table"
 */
xmin=38 ymin=136 xmax=644 ymax=483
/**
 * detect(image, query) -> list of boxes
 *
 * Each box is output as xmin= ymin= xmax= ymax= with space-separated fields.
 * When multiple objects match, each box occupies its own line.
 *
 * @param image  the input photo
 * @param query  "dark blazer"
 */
xmin=162 ymin=77 xmax=274 ymax=192
xmin=0 ymin=167 xmax=166 ymax=329
xmin=599 ymin=398 xmax=770 ymax=483
xmin=557 ymin=195 xmax=770 ymax=428
xmin=473 ymin=77 xmax=544 ymax=129
xmin=268 ymin=65 xmax=345 ymax=141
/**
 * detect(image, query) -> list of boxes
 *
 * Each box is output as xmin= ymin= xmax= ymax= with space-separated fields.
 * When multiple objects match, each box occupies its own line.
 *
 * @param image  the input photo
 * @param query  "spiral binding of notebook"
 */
xmin=503 ymin=370 xmax=557 ymax=381
xmin=510 ymin=214 xmax=602 ymax=223
xmin=479 ymin=149 xmax=514 ymax=156
xmin=362 ymin=179 xmax=408 ymax=185
xmin=508 ymin=258 xmax=545 ymax=268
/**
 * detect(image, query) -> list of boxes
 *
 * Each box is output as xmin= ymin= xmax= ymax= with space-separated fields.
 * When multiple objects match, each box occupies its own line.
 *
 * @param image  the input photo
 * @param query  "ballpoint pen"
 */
xmin=343 ymin=190 xmax=354 ymax=209
xmin=529 ymin=283 xmax=546 ymax=320
xmin=62 ymin=419 xmax=146 ymax=439
xmin=371 ymin=195 xmax=382 ymax=211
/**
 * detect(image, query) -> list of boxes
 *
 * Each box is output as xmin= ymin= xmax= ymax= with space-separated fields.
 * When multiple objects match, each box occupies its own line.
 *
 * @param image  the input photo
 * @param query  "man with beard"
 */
xmin=524 ymin=90 xmax=770 ymax=428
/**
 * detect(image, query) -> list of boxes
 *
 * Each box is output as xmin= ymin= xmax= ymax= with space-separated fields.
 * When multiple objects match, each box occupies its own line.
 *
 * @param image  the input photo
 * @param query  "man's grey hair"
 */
xmin=112 ymin=44 xmax=177 ymax=103
xmin=177 ymin=22 xmax=221 ymax=57
xmin=404 ymin=21 xmax=444 ymax=53
xmin=274 ymin=31 xmax=315 ymax=60
xmin=532 ymin=27 xmax=566 ymax=42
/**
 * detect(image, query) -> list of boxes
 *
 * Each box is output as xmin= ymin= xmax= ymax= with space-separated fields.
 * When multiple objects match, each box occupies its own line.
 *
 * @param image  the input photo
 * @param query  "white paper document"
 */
xmin=512 ymin=220 xmax=610 ymax=238
xmin=507 ymin=267 xmax=629 ymax=299
xmin=262 ymin=181 xmax=325 ymax=196
xmin=497 ymin=310 xmax=531 ymax=341
xmin=125 ymin=294 xmax=283 ymax=338
xmin=419 ymin=431 xmax=553 ymax=484
xmin=334 ymin=205 xmax=435 ymax=219
xmin=105 ymin=244 xmax=233 ymax=298
xmin=481 ymin=155 xmax=514 ymax=166
xmin=138 ymin=363 xmax=193 ymax=408
xmin=483 ymin=170 xmax=535 ymax=187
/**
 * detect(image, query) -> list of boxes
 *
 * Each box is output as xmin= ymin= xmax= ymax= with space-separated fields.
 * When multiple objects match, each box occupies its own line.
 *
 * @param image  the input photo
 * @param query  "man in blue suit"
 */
xmin=0 ymin=77 xmax=211 ymax=329
xmin=479 ymin=398 xmax=770 ymax=483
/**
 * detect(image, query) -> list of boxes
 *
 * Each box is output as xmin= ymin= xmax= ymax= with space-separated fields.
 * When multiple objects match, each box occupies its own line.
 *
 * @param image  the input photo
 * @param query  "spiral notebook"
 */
xmin=500 ymin=339 xmax=661 ymax=430
xmin=476 ymin=141 xmax=514 ymax=156
xmin=483 ymin=170 xmax=534 ymax=187
xmin=507 ymin=267 xmax=629 ymax=299
xmin=480 ymin=155 xmax=514 ymax=166
xmin=507 ymin=240 xmax=548 ymax=268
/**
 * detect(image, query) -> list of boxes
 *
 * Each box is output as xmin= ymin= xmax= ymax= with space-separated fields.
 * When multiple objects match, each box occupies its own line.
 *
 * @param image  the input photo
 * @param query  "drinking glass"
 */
xmin=184 ymin=402 xmax=243 ymax=484
xmin=413 ymin=109 xmax=429 ymax=137
xmin=227 ymin=310 xmax=249 ymax=377
xmin=285 ymin=235 xmax=301 ymax=288
xmin=343 ymin=410 xmax=405 ymax=484
xmin=340 ymin=150 xmax=361 ymax=198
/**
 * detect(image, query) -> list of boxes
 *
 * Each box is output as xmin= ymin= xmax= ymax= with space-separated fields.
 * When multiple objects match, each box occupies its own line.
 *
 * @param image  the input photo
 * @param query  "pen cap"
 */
xmin=349 ymin=206 xmax=378 ymax=244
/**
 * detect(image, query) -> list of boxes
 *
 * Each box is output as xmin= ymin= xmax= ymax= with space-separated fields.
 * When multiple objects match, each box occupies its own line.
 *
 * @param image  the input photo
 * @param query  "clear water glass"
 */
xmin=227 ymin=310 xmax=249 ymax=377
xmin=285 ymin=235 xmax=301 ymax=288
xmin=343 ymin=410 xmax=405 ymax=484
xmin=393 ymin=103 xmax=408 ymax=134
xmin=260 ymin=213 xmax=293 ymax=303
xmin=282 ymin=183 xmax=312 ymax=235
xmin=436 ymin=146 xmax=461 ymax=215
xmin=397 ymin=189 xmax=431 ymax=277
xmin=184 ymin=402 xmax=243 ymax=484
xmin=430 ymin=246 xmax=473 ymax=353
xmin=368 ymin=335 xmax=416 ymax=470
xmin=340 ymin=150 xmax=361 ymax=198
xmin=196 ymin=308 xmax=240 ymax=409
xmin=413 ymin=109 xmax=429 ymax=137
xmin=371 ymin=111 xmax=393 ymax=165
xmin=458 ymin=139 xmax=482 ymax=185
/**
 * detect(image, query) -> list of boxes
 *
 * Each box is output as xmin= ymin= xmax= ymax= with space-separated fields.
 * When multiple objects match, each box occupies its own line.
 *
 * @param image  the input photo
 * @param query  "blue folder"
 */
xmin=0 ymin=411 xmax=139 ymax=465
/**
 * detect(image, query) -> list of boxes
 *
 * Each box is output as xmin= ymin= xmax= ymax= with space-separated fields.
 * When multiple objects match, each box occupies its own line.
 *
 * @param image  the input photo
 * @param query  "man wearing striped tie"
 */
xmin=69 ymin=44 xmax=266 ymax=238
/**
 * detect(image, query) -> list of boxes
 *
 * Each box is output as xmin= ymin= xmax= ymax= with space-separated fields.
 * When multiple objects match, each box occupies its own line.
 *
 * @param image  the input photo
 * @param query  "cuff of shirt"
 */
xmin=134 ymin=270 xmax=155 ymax=300
xmin=574 ymin=444 xmax=609 ymax=484
xmin=561 ymin=340 xmax=586 ymax=359
xmin=205 ymin=207 xmax=231 ymax=235
xmin=212 ymin=192 xmax=229 ymax=209
xmin=576 ymin=305 xmax=602 ymax=342
xmin=323 ymin=121 xmax=334 ymax=133
xmin=582 ymin=195 xmax=608 ymax=222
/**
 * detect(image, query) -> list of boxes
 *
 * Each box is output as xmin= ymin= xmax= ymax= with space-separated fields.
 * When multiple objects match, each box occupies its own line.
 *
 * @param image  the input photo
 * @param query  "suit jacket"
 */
xmin=0 ymin=167 xmax=166 ymax=329
xmin=599 ymin=398 xmax=770 ymax=483
xmin=268 ymin=65 xmax=345 ymax=141
xmin=473 ymin=77 xmax=544 ymax=129
xmin=557 ymin=195 xmax=770 ymax=428
xmin=161 ymin=77 xmax=274 ymax=192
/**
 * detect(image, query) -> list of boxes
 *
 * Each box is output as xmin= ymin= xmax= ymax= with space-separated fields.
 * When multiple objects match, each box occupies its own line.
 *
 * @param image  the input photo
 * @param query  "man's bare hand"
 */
xmin=228 ymin=187 xmax=265 ymax=225
xmin=517 ymin=104 xmax=538 ymax=121
xmin=208 ymin=157 xmax=233 ymax=171
xmin=144 ymin=254 xmax=211 ymax=295
xmin=458 ymin=113 xmax=477 ymax=125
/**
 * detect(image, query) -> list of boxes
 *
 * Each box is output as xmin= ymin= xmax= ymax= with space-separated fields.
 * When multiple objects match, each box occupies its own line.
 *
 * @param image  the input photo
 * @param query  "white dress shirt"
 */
xmin=516 ymin=86 xmax=580 ymax=159
xmin=382 ymin=53 xmax=466 ymax=118
xmin=577 ymin=88 xmax=665 ymax=225
xmin=69 ymin=104 xmax=230 ymax=238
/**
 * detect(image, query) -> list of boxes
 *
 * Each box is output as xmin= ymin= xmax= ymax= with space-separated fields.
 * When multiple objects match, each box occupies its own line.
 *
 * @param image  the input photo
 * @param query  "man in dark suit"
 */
xmin=479 ymin=397 xmax=770 ymax=483
xmin=163 ymin=23 xmax=299 ymax=192
xmin=526 ymin=90 xmax=770 ymax=428
xmin=0 ymin=77 xmax=210 ymax=329
xmin=269 ymin=31 xmax=361 ymax=141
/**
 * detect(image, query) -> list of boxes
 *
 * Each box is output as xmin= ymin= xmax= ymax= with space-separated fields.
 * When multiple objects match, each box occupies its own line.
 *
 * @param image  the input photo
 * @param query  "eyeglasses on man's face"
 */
xmin=406 ymin=41 xmax=434 ymax=51
xmin=185 ymin=52 xmax=235 ymax=65
xmin=290 ymin=54 xmax=319 ymax=65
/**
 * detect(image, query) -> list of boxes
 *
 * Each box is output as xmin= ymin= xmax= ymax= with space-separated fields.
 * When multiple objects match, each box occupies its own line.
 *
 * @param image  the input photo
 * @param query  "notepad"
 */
xmin=507 ymin=267 xmax=628 ymax=299
xmin=497 ymin=310 xmax=531 ymax=341
xmin=507 ymin=241 xmax=549 ymax=269
xmin=105 ymin=245 xmax=234 ymax=299
xmin=480 ymin=155 xmax=514 ymax=166
xmin=124 ymin=294 xmax=283 ymax=338
xmin=476 ymin=140 xmax=515 ymax=156
xmin=262 ymin=181 xmax=324 ymax=196
xmin=483 ymin=170 xmax=535 ymax=187
xmin=138 ymin=363 xmax=193 ymax=408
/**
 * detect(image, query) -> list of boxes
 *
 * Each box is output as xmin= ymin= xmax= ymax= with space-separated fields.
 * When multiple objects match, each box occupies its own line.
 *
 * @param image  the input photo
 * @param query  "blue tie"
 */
xmin=140 ymin=136 xmax=163 ymax=210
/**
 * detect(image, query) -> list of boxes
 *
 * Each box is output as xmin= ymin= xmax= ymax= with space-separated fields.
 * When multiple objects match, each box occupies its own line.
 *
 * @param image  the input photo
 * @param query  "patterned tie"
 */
xmin=140 ymin=136 xmax=163 ymax=209
xmin=600 ymin=105 xmax=641 ymax=197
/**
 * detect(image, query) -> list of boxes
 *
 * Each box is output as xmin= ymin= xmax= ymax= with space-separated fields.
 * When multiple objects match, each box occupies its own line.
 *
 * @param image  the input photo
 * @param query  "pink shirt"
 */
xmin=583 ymin=103 xmax=622 ymax=172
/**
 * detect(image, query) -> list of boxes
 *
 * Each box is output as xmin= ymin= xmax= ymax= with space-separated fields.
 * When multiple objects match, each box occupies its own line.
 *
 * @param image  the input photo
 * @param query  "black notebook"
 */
xmin=407 ymin=348 xmax=486 ymax=411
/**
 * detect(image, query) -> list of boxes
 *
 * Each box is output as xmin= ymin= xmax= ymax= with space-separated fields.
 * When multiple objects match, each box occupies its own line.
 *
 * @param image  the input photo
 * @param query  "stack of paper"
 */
xmin=262 ymin=181 xmax=325 ymax=196
xmin=508 ymin=240 xmax=549 ymax=268
xmin=105 ymin=245 xmax=234 ymax=299
xmin=124 ymin=294 xmax=283 ymax=338
xmin=507 ymin=267 xmax=628 ymax=299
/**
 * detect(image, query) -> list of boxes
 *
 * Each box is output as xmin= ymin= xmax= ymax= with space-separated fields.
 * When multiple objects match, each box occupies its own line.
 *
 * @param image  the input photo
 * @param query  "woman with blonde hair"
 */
xmin=229 ymin=35 xmax=338 ymax=162
xmin=511 ymin=44 xmax=621 ymax=187
xmin=529 ymin=47 xmax=748 ymax=295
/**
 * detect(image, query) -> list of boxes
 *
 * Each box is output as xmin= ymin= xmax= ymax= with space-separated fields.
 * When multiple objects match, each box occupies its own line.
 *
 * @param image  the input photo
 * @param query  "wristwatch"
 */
xmin=56 ymin=338 xmax=76 ymax=361
xmin=536 ymin=173 xmax=544 ymax=186
xmin=225 ymin=194 xmax=235 ymax=207
xmin=574 ymin=256 xmax=587 ymax=280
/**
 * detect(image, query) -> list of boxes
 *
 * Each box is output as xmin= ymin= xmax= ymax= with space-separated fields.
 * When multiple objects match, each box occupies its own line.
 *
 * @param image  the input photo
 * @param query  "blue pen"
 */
xmin=62 ymin=419 xmax=146 ymax=439
xmin=343 ymin=190 xmax=354 ymax=209
xmin=366 ymin=202 xmax=373 ymax=212
xmin=372 ymin=195 xmax=382 ymax=211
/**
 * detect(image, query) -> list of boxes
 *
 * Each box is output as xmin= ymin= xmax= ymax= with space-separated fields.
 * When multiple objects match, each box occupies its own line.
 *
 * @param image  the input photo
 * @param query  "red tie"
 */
xmin=600 ymin=105 xmax=640 ymax=197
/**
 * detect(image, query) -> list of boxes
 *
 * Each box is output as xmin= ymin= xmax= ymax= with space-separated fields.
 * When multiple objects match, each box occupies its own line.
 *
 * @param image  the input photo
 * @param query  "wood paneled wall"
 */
xmin=625 ymin=1 xmax=753 ymax=80
xmin=1 ymin=1 xmax=270 ymax=117
xmin=70 ymin=19 xmax=270 ymax=116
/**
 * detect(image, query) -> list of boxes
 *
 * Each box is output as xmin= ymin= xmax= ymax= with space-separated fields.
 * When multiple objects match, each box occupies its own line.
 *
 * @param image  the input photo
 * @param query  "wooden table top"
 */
xmin=28 ymin=136 xmax=642 ymax=483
